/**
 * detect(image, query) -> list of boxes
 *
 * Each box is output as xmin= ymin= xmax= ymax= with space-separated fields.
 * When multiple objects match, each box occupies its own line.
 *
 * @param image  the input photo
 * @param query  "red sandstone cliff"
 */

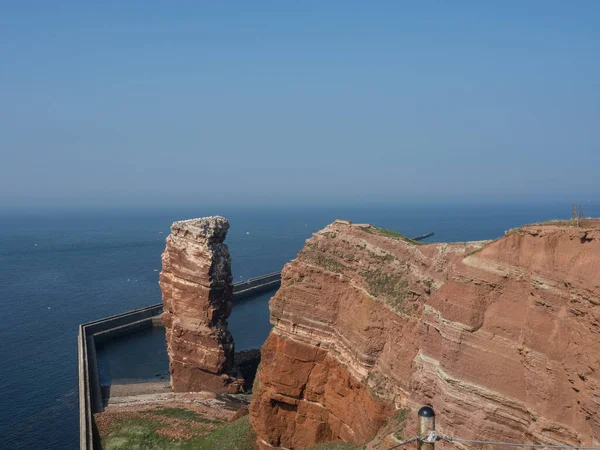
xmin=160 ymin=216 xmax=243 ymax=393
xmin=250 ymin=220 xmax=600 ymax=449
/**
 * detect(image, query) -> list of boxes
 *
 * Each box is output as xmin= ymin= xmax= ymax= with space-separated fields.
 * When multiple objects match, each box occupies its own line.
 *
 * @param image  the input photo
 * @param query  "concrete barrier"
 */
xmin=233 ymin=272 xmax=281 ymax=298
xmin=78 ymin=325 xmax=93 ymax=449
xmin=78 ymin=304 xmax=165 ymax=449
xmin=78 ymin=272 xmax=281 ymax=449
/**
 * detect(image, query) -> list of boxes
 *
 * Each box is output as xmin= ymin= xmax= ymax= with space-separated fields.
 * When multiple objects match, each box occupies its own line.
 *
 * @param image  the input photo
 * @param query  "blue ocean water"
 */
xmin=96 ymin=327 xmax=171 ymax=386
xmin=95 ymin=290 xmax=274 ymax=386
xmin=0 ymin=203 xmax=596 ymax=449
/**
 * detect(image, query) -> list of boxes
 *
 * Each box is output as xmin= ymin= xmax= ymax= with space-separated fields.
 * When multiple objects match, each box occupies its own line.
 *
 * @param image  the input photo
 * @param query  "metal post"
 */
xmin=418 ymin=406 xmax=436 ymax=450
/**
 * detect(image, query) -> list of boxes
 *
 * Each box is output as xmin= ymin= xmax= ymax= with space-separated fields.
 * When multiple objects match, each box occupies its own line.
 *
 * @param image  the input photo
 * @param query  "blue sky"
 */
xmin=1 ymin=1 xmax=598 ymax=209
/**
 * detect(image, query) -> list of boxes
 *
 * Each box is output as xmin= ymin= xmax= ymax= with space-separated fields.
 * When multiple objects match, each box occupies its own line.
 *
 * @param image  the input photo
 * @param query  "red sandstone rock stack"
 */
xmin=160 ymin=216 xmax=243 ymax=393
xmin=250 ymin=220 xmax=600 ymax=449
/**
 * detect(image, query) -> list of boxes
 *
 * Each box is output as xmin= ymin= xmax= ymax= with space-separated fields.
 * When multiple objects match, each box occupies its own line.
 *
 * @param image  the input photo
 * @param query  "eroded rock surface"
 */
xmin=160 ymin=216 xmax=243 ymax=393
xmin=250 ymin=220 xmax=600 ymax=449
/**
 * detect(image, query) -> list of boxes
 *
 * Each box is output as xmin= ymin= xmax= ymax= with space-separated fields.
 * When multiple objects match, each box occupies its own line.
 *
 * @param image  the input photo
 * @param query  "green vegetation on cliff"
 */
xmin=308 ymin=443 xmax=361 ymax=450
xmin=359 ymin=225 xmax=423 ymax=245
xmin=100 ymin=414 xmax=257 ymax=450
xmin=299 ymin=246 xmax=347 ymax=273
xmin=360 ymin=269 xmax=408 ymax=311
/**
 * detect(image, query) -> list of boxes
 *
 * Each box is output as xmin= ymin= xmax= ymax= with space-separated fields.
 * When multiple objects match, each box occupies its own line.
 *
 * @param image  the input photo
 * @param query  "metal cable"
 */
xmin=438 ymin=436 xmax=600 ymax=450
xmin=387 ymin=435 xmax=423 ymax=449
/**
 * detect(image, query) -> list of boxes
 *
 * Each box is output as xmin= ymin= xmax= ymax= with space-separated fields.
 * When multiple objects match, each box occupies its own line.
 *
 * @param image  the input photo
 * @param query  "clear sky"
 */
xmin=1 ymin=1 xmax=598 ymax=210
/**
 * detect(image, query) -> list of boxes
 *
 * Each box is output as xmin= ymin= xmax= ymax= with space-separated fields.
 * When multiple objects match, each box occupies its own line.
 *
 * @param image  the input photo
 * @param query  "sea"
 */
xmin=0 ymin=203 xmax=597 ymax=449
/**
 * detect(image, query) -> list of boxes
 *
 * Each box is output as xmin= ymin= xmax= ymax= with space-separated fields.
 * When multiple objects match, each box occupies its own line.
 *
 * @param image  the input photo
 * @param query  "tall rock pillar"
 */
xmin=159 ymin=216 xmax=243 ymax=393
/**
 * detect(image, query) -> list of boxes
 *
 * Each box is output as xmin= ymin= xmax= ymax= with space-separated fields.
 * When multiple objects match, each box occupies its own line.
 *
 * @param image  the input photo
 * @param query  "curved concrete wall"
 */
xmin=78 ymin=304 xmax=165 ymax=449
xmin=78 ymin=272 xmax=281 ymax=449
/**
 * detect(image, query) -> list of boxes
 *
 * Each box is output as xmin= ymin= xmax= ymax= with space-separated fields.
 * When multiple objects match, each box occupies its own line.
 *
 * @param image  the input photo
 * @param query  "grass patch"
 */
xmin=360 ymin=270 xmax=408 ymax=311
xmin=300 ymin=248 xmax=347 ymax=273
xmin=101 ymin=415 xmax=257 ymax=450
xmin=359 ymin=226 xmax=422 ymax=245
xmin=308 ymin=443 xmax=361 ymax=450
xmin=528 ymin=219 xmax=576 ymax=227
xmin=361 ymin=226 xmax=405 ymax=239
xmin=102 ymin=417 xmax=168 ymax=450
xmin=149 ymin=407 xmax=223 ymax=424
xmin=193 ymin=415 xmax=257 ymax=450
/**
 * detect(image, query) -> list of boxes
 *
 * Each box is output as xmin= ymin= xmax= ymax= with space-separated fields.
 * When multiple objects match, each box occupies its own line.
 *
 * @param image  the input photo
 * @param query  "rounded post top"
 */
xmin=418 ymin=406 xmax=435 ymax=417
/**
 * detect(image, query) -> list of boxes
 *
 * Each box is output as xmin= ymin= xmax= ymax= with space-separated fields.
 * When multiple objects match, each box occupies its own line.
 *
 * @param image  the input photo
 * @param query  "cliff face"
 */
xmin=250 ymin=220 xmax=600 ymax=449
xmin=160 ymin=217 xmax=243 ymax=393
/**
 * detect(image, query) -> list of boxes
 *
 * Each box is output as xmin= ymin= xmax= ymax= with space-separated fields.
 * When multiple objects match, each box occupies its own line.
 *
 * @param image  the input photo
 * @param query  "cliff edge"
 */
xmin=250 ymin=219 xmax=600 ymax=449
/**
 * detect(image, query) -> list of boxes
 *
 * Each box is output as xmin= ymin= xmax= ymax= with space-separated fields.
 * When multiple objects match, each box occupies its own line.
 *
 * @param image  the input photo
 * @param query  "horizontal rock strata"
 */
xmin=160 ymin=216 xmax=243 ymax=393
xmin=250 ymin=220 xmax=600 ymax=449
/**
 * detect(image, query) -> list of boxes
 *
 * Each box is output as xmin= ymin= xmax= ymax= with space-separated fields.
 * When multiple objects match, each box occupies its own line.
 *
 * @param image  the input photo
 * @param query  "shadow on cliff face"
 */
xmin=234 ymin=349 xmax=261 ymax=393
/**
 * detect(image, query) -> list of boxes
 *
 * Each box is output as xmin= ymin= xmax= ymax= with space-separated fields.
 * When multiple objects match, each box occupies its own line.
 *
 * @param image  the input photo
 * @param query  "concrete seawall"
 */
xmin=78 ymin=304 xmax=165 ymax=449
xmin=78 ymin=271 xmax=281 ymax=449
xmin=233 ymin=272 xmax=281 ymax=298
